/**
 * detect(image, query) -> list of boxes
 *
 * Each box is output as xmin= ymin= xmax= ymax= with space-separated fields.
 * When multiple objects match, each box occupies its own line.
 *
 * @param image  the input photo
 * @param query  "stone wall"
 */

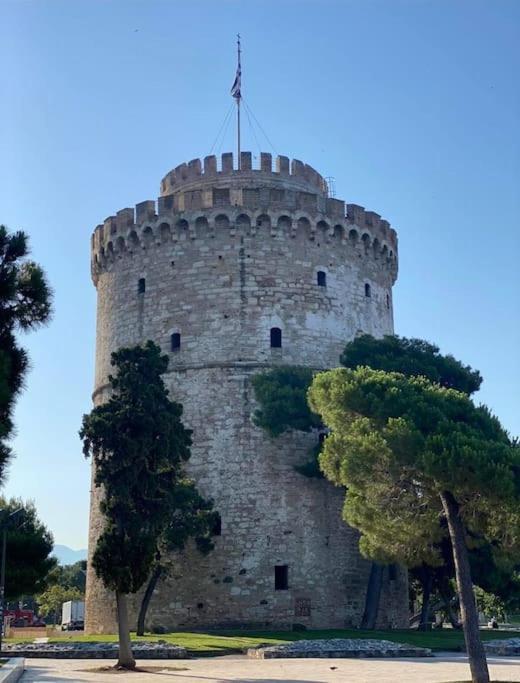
xmin=85 ymin=152 xmax=407 ymax=633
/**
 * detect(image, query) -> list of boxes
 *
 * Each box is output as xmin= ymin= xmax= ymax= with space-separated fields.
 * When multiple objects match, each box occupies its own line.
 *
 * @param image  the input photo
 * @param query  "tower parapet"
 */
xmin=91 ymin=152 xmax=398 ymax=287
xmin=160 ymin=152 xmax=328 ymax=196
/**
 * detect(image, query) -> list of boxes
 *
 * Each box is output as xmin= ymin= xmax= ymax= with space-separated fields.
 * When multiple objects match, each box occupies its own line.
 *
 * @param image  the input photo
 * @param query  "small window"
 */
xmin=317 ymin=271 xmax=326 ymax=287
xmin=171 ymin=333 xmax=181 ymax=352
xmin=138 ymin=278 xmax=146 ymax=294
xmin=275 ymin=565 xmax=289 ymax=590
xmin=212 ymin=516 xmax=222 ymax=536
xmin=270 ymin=327 xmax=282 ymax=348
xmin=388 ymin=564 xmax=397 ymax=581
xmin=364 ymin=283 xmax=371 ymax=298
xmin=386 ymin=293 xmax=390 ymax=310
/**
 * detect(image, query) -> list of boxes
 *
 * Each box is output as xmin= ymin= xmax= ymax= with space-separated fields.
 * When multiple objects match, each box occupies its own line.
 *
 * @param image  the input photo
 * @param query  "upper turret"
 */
xmin=160 ymin=152 xmax=328 ymax=196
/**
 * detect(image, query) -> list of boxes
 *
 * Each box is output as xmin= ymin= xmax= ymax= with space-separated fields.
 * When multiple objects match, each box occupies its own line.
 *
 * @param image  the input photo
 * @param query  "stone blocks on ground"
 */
xmin=484 ymin=637 xmax=520 ymax=655
xmin=248 ymin=638 xmax=432 ymax=659
xmin=1 ymin=642 xmax=187 ymax=659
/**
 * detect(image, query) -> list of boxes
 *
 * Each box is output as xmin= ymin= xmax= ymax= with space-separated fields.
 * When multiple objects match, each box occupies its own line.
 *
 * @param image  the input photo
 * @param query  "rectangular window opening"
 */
xmin=171 ymin=333 xmax=181 ymax=352
xmin=275 ymin=565 xmax=289 ymax=590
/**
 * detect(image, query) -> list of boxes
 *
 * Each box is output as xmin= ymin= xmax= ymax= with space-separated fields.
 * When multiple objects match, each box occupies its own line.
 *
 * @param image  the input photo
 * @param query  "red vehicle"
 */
xmin=4 ymin=608 xmax=41 ymax=627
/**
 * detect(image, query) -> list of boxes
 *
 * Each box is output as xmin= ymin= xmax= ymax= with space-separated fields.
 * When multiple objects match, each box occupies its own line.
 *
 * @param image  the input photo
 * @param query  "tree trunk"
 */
xmin=441 ymin=589 xmax=462 ymax=630
xmin=418 ymin=567 xmax=433 ymax=631
xmin=440 ymin=491 xmax=489 ymax=683
xmin=136 ymin=565 xmax=162 ymax=636
xmin=115 ymin=592 xmax=136 ymax=670
xmin=360 ymin=563 xmax=384 ymax=629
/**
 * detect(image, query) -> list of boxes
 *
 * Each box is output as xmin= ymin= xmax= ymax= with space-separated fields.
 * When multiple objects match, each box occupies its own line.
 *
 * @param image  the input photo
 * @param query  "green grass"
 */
xmin=5 ymin=627 xmax=520 ymax=655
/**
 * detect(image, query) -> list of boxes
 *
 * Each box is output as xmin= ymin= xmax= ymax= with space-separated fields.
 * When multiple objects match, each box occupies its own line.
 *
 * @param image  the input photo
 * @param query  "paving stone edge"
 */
xmin=0 ymin=658 xmax=24 ymax=683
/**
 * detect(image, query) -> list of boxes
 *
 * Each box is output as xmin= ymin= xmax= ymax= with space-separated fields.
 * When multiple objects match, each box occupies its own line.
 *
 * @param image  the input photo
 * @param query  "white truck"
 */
xmin=61 ymin=600 xmax=85 ymax=631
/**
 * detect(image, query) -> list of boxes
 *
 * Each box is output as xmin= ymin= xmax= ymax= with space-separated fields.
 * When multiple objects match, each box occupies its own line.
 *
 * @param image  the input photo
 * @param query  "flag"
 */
xmin=231 ymin=63 xmax=241 ymax=100
xmin=231 ymin=35 xmax=241 ymax=100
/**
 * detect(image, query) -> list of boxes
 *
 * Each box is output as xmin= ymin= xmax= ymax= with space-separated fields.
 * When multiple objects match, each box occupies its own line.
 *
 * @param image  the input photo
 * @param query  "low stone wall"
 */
xmin=484 ymin=637 xmax=520 ymax=655
xmin=1 ymin=642 xmax=187 ymax=659
xmin=248 ymin=638 xmax=432 ymax=659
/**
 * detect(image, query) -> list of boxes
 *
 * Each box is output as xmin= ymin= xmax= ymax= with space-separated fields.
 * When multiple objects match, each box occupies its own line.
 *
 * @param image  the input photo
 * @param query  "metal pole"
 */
xmin=0 ymin=526 xmax=6 ymax=653
xmin=0 ymin=508 xmax=23 ymax=652
xmin=237 ymin=97 xmax=241 ymax=169
xmin=237 ymin=33 xmax=241 ymax=169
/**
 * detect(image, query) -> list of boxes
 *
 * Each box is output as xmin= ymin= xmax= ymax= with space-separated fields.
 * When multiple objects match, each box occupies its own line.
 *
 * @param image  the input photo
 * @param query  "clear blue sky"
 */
xmin=0 ymin=0 xmax=518 ymax=549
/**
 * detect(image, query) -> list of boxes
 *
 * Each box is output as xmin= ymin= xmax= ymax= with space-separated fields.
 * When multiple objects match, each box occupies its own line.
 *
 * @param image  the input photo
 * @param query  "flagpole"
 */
xmin=237 ymin=98 xmax=241 ymax=169
xmin=236 ymin=34 xmax=241 ymax=169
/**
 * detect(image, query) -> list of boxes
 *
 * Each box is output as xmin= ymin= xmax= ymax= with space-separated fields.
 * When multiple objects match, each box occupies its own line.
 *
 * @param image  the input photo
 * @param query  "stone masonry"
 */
xmin=86 ymin=151 xmax=407 ymax=633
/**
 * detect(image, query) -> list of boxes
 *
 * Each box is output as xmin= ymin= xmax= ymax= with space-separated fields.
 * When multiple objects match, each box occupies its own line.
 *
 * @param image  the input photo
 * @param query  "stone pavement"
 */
xmin=19 ymin=654 xmax=520 ymax=682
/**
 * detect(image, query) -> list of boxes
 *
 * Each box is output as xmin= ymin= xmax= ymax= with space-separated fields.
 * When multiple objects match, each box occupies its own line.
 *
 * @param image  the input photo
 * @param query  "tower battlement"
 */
xmin=91 ymin=153 xmax=398 ymax=286
xmin=160 ymin=152 xmax=328 ymax=196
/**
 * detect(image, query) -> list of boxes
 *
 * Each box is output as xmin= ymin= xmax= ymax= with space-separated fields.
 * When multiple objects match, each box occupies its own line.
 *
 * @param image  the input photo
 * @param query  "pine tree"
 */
xmin=310 ymin=367 xmax=519 ymax=683
xmin=80 ymin=342 xmax=192 ymax=669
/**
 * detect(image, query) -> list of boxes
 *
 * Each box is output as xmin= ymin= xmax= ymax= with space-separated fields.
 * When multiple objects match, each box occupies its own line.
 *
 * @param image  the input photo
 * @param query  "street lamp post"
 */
xmin=0 ymin=508 xmax=23 ymax=653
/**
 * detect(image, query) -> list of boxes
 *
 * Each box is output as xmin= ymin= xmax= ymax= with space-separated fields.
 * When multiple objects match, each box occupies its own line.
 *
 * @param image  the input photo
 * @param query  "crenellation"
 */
xmin=364 ymin=211 xmax=381 ymax=228
xmin=260 ymin=152 xmax=272 ymax=172
xmin=188 ymin=158 xmax=202 ymax=178
xmin=291 ymin=159 xmax=304 ymax=178
xmin=103 ymin=216 xmax=117 ymax=236
xmin=277 ymin=155 xmax=290 ymax=175
xmin=91 ymin=208 xmax=398 ymax=289
xmin=94 ymin=224 xmax=103 ymax=247
xmin=326 ymin=198 xmax=345 ymax=218
xmin=221 ymin=152 xmax=233 ymax=172
xmin=204 ymin=155 xmax=217 ymax=176
xmin=160 ymin=152 xmax=330 ymax=198
xmin=116 ymin=208 xmax=134 ymax=230
xmin=135 ymin=200 xmax=156 ymax=223
xmin=158 ymin=195 xmax=174 ymax=215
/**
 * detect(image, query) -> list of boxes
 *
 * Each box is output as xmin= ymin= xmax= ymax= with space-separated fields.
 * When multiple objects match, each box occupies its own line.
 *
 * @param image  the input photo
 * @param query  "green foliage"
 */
xmin=136 ymin=478 xmax=219 ymax=633
xmin=309 ymin=367 xmax=519 ymax=566
xmin=251 ymin=336 xmax=483 ymax=480
xmin=293 ymin=443 xmax=324 ymax=478
xmin=36 ymin=584 xmax=82 ymax=622
xmin=340 ymin=334 xmax=482 ymax=395
xmin=474 ymin=586 xmax=507 ymax=620
xmin=0 ymin=226 xmax=52 ymax=481
xmin=47 ymin=560 xmax=87 ymax=594
xmin=0 ymin=497 xmax=56 ymax=600
xmin=252 ymin=366 xmax=321 ymax=436
xmin=159 ymin=479 xmax=219 ymax=557
xmin=79 ymin=341 xmax=193 ymax=595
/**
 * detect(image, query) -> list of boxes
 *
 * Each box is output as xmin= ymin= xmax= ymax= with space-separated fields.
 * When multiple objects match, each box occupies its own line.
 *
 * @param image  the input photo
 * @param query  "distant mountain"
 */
xmin=53 ymin=545 xmax=87 ymax=565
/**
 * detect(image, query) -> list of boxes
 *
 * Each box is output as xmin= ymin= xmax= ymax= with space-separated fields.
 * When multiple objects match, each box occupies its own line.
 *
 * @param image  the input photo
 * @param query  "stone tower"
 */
xmin=86 ymin=151 xmax=407 ymax=633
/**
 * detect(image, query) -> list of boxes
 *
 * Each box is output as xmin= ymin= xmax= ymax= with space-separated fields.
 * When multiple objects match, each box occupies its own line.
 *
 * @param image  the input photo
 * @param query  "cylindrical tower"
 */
xmin=86 ymin=151 xmax=406 ymax=633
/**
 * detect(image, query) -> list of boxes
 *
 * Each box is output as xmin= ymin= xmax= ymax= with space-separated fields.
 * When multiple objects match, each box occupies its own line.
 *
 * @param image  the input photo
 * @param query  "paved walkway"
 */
xmin=19 ymin=654 xmax=520 ymax=683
